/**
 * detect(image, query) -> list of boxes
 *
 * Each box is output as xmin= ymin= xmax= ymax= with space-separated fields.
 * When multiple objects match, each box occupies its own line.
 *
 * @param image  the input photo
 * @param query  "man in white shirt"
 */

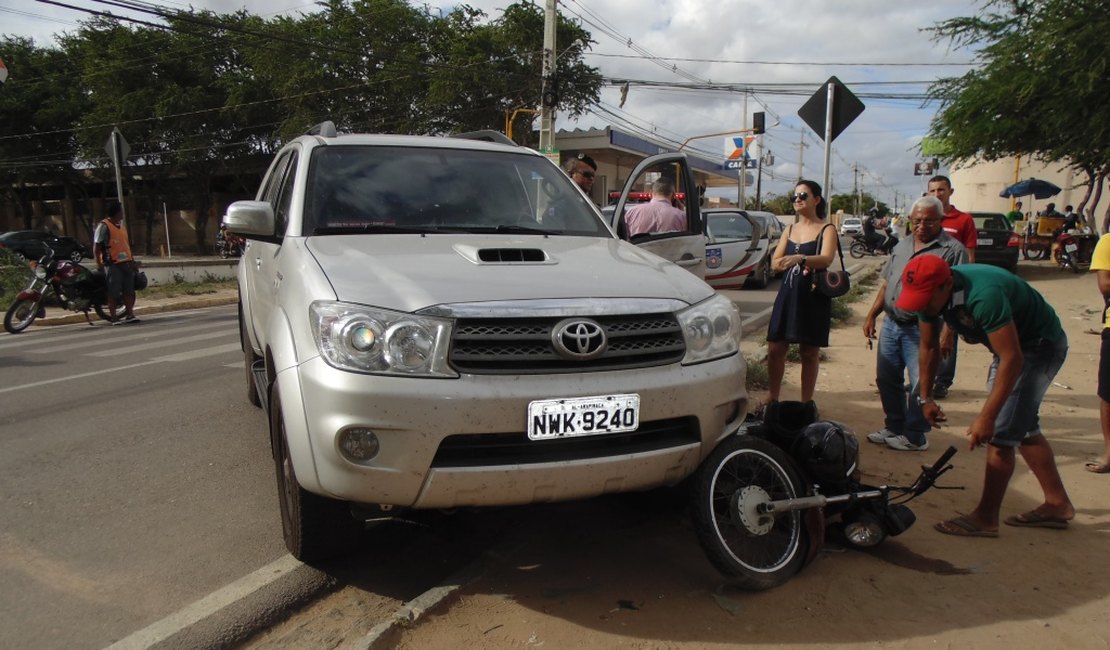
xmin=624 ymin=178 xmax=687 ymax=236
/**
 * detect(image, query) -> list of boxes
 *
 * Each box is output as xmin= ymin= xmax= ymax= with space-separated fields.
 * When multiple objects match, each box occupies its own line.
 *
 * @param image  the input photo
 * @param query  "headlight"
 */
xmin=34 ymin=265 xmax=48 ymax=279
xmin=677 ymin=294 xmax=741 ymax=365
xmin=309 ymin=301 xmax=457 ymax=377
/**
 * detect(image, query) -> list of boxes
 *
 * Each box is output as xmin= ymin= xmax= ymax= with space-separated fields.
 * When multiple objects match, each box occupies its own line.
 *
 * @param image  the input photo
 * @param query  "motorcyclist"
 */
xmin=863 ymin=207 xmax=895 ymax=254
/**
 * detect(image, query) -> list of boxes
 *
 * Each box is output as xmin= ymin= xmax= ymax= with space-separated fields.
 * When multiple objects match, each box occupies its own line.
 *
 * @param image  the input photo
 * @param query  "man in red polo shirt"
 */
xmin=927 ymin=175 xmax=976 ymax=398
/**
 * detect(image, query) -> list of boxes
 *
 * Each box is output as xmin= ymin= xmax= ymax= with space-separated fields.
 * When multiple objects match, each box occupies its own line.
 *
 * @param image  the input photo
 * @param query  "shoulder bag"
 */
xmin=813 ymin=224 xmax=851 ymax=298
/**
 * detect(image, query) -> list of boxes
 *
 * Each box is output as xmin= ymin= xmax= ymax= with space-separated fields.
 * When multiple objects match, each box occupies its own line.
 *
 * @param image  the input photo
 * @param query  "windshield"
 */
xmin=973 ymin=214 xmax=1009 ymax=231
xmin=304 ymin=145 xmax=609 ymax=237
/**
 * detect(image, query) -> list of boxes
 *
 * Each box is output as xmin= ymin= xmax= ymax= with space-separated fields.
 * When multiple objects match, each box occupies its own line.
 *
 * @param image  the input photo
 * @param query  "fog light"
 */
xmin=843 ymin=517 xmax=886 ymax=548
xmin=338 ymin=427 xmax=380 ymax=462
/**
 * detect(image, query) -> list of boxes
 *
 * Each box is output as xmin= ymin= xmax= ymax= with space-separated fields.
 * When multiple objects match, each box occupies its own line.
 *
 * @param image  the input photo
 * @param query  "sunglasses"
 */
xmin=576 ymin=170 xmax=596 ymax=179
xmin=791 ymin=192 xmax=809 ymax=202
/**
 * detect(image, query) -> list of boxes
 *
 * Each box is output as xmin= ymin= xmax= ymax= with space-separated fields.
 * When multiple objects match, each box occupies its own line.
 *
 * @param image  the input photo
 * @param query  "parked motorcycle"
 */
xmin=4 ymin=248 xmax=114 ymax=333
xmin=691 ymin=402 xmax=956 ymax=590
xmin=1053 ymin=231 xmax=1097 ymax=273
xmin=216 ymin=229 xmax=245 ymax=259
xmin=848 ymin=232 xmax=895 ymax=258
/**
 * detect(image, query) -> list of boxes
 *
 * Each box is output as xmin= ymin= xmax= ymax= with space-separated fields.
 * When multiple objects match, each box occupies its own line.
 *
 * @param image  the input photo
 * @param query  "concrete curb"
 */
xmin=32 ymin=294 xmax=238 ymax=328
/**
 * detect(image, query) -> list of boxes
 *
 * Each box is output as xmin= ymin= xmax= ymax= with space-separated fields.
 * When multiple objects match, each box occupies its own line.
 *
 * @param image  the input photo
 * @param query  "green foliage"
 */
xmin=744 ymin=354 xmax=769 ymax=390
xmin=0 ymin=249 xmax=33 ymax=297
xmin=927 ymin=0 xmax=1110 ymax=207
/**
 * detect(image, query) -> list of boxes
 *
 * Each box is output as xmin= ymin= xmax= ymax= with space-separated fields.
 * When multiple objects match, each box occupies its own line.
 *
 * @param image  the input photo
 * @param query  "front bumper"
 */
xmin=278 ymin=354 xmax=747 ymax=509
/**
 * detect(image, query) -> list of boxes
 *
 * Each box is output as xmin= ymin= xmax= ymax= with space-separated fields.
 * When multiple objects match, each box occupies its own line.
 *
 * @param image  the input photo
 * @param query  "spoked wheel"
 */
xmin=693 ymin=435 xmax=808 ymax=591
xmin=94 ymin=303 xmax=113 ymax=323
xmin=5 ymin=297 xmax=42 ymax=334
xmin=849 ymin=241 xmax=866 ymax=259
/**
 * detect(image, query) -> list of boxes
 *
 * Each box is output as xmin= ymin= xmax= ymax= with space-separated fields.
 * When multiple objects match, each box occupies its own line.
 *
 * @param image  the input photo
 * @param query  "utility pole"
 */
xmin=738 ymin=92 xmax=748 ymax=208
xmin=852 ymin=163 xmax=860 ymax=217
xmin=796 ymin=129 xmax=807 ymax=182
xmin=538 ymin=0 xmax=557 ymax=154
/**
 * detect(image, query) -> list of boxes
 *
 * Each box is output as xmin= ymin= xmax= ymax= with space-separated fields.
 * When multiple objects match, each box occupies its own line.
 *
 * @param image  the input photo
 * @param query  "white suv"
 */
xmin=227 ymin=124 xmax=748 ymax=561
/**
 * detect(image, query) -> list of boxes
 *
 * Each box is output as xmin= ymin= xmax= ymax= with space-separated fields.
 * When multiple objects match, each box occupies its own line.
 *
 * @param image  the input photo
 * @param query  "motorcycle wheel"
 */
xmin=849 ymin=241 xmax=866 ymax=259
xmin=692 ymin=434 xmax=808 ymax=591
xmin=218 ymin=245 xmax=230 ymax=259
xmin=271 ymin=388 xmax=363 ymax=563
xmin=94 ymin=303 xmax=112 ymax=322
xmin=4 ymin=297 xmax=42 ymax=334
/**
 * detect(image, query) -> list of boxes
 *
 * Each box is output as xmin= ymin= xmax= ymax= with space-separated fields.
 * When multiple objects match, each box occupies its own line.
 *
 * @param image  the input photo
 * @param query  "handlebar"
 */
xmin=927 ymin=445 xmax=957 ymax=475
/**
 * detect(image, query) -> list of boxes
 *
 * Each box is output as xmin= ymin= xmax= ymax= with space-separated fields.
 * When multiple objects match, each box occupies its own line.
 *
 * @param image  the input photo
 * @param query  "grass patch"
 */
xmin=745 ymin=354 xmax=769 ymax=390
xmin=143 ymin=277 xmax=238 ymax=299
xmin=830 ymin=269 xmax=880 ymax=326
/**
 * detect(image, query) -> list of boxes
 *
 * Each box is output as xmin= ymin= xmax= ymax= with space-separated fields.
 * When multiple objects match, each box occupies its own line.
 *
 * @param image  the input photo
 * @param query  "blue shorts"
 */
xmin=985 ymin=336 xmax=1068 ymax=447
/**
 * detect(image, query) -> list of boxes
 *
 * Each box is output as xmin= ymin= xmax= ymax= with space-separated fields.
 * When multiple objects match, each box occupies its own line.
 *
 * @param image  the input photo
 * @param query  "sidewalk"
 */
xmin=33 ymin=287 xmax=238 ymax=327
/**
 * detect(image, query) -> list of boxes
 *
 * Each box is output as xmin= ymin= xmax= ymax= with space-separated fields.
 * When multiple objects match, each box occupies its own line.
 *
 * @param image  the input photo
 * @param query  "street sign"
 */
xmin=541 ymin=145 xmax=560 ymax=166
xmin=104 ymin=127 xmax=130 ymax=163
xmin=725 ymin=159 xmax=757 ymax=170
xmin=797 ymin=76 xmax=865 ymax=142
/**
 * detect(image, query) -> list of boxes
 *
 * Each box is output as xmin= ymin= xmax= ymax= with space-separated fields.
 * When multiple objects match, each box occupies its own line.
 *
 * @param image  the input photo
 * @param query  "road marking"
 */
xmin=104 ymin=555 xmax=303 ymax=650
xmin=86 ymin=331 xmax=237 ymax=357
xmin=154 ymin=343 xmax=241 ymax=362
xmin=0 ymin=343 xmax=240 ymax=395
xmin=31 ymin=321 xmax=233 ymax=355
xmin=0 ymin=360 xmax=161 ymax=395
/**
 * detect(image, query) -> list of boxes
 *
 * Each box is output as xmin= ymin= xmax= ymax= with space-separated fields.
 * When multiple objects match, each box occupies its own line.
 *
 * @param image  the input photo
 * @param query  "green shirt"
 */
xmin=942 ymin=264 xmax=1063 ymax=349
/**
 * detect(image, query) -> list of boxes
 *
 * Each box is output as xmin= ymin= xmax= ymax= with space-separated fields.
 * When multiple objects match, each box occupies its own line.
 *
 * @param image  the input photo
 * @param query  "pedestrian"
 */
xmin=862 ymin=196 xmax=968 ymax=452
xmin=624 ymin=178 xmax=687 ymax=236
xmin=863 ymin=207 xmax=894 ymax=253
xmin=563 ymin=152 xmax=597 ymax=200
xmin=764 ymin=180 xmax=840 ymax=407
xmin=1005 ymin=201 xmax=1023 ymax=227
xmin=94 ymin=202 xmax=141 ymax=324
xmin=896 ymin=255 xmax=1073 ymax=537
xmin=1087 ymin=231 xmax=1110 ymax=473
xmin=926 ymin=175 xmax=977 ymax=399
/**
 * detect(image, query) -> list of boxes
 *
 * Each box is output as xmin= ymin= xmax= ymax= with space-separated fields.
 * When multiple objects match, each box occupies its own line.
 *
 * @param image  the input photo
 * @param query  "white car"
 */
xmin=840 ymin=217 xmax=863 ymax=235
xmin=226 ymin=124 xmax=748 ymax=562
xmin=704 ymin=209 xmax=782 ymax=289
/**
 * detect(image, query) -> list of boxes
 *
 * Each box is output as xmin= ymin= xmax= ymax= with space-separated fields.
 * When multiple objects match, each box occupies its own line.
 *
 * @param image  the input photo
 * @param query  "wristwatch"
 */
xmin=916 ymin=395 xmax=935 ymax=406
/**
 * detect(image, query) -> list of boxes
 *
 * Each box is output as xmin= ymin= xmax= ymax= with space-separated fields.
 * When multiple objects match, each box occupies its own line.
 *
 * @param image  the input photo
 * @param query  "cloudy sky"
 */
xmin=1 ymin=0 xmax=986 ymax=208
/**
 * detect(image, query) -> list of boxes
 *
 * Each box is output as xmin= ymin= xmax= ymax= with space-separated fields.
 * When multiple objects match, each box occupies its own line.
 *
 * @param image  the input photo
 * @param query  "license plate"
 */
xmin=1065 ymin=243 xmax=1078 ymax=253
xmin=527 ymin=394 xmax=640 ymax=440
xmin=977 ymin=238 xmax=993 ymax=246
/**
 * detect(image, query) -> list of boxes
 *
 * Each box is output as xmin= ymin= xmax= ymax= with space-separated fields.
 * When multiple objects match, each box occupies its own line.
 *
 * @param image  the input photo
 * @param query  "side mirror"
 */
xmin=223 ymin=201 xmax=275 ymax=238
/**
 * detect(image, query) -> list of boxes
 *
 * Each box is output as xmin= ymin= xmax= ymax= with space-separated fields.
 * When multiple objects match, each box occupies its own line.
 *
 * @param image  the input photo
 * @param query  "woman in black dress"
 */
xmin=765 ymin=180 xmax=840 ymax=405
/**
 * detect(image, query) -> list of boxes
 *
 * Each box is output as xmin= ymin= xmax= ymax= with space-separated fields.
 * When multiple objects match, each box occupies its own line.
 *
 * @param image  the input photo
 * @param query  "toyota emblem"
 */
xmin=551 ymin=318 xmax=607 ymax=360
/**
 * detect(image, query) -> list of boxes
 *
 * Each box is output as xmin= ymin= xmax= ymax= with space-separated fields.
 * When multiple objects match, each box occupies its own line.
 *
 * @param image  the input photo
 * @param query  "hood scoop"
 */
xmin=454 ymin=244 xmax=554 ymax=265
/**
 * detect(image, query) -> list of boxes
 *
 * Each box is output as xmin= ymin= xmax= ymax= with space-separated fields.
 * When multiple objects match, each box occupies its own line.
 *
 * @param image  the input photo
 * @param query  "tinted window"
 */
xmin=304 ymin=146 xmax=608 ymax=237
xmin=273 ymin=151 xmax=299 ymax=237
xmin=973 ymin=214 xmax=1009 ymax=231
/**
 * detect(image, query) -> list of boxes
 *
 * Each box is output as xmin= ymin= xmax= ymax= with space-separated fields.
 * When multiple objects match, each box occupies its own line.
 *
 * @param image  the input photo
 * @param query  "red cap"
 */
xmin=895 ymin=254 xmax=952 ymax=312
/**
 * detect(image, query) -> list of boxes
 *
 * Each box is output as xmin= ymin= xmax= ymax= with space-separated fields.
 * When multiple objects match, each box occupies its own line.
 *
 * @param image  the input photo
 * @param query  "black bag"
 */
xmin=791 ymin=421 xmax=860 ymax=490
xmin=748 ymin=400 xmax=819 ymax=448
xmin=134 ymin=270 xmax=148 ymax=291
xmin=813 ymin=225 xmax=851 ymax=298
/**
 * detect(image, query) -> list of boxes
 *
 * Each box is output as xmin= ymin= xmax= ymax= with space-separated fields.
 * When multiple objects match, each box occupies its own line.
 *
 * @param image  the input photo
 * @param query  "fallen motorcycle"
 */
xmin=691 ymin=401 xmax=956 ymax=590
xmin=3 ymin=248 xmax=134 ymax=333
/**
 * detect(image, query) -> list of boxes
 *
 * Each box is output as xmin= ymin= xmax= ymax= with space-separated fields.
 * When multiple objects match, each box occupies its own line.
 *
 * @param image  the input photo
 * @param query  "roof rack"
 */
xmin=450 ymin=130 xmax=517 ymax=147
xmin=306 ymin=121 xmax=338 ymax=138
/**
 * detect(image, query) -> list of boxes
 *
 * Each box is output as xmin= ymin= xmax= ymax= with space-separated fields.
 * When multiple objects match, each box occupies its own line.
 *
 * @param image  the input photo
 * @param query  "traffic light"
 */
xmin=752 ymin=111 xmax=766 ymax=135
xmin=541 ymin=76 xmax=559 ymax=108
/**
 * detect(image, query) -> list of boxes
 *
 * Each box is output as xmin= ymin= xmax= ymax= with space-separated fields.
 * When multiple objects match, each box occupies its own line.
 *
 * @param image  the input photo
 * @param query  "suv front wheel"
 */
xmin=271 ymin=388 xmax=364 ymax=563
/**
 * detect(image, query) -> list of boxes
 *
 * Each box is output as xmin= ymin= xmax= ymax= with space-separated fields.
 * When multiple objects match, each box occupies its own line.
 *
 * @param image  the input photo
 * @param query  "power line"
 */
xmin=587 ymin=51 xmax=976 ymax=67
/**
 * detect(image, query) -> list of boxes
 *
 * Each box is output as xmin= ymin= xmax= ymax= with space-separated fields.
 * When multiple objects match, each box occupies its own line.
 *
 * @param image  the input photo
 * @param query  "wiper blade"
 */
xmin=467 ymin=225 xmax=557 ymax=235
xmin=313 ymin=224 xmax=452 ymax=235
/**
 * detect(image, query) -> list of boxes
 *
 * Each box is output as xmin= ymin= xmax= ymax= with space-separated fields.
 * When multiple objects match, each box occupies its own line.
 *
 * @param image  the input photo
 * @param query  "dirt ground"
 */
xmin=388 ymin=261 xmax=1109 ymax=650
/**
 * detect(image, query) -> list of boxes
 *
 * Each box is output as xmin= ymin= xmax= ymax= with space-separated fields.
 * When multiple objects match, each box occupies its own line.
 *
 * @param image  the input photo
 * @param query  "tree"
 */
xmin=927 ymin=0 xmax=1110 ymax=231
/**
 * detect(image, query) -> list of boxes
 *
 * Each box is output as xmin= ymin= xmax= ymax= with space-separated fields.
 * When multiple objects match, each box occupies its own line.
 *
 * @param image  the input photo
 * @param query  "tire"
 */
xmin=271 ymin=389 xmax=363 ymax=563
xmin=218 ymin=244 xmax=230 ymax=259
xmin=94 ymin=303 xmax=112 ymax=322
xmin=745 ymin=259 xmax=771 ymax=289
xmin=692 ymin=434 xmax=808 ymax=591
xmin=849 ymin=241 xmax=866 ymax=259
xmin=69 ymin=249 xmax=83 ymax=263
xmin=4 ymin=297 xmax=42 ymax=334
xmin=240 ymin=303 xmax=263 ymax=408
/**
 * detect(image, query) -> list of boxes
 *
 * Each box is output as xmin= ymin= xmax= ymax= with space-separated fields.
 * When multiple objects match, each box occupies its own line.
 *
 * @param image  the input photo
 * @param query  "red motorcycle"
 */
xmin=4 ymin=248 xmax=113 ymax=333
xmin=216 ymin=229 xmax=245 ymax=258
xmin=1053 ymin=231 xmax=1097 ymax=273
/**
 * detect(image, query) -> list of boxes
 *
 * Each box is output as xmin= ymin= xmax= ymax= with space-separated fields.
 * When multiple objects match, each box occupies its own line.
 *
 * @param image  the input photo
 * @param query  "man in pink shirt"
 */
xmin=927 ymin=174 xmax=977 ymax=399
xmin=624 ymin=178 xmax=687 ymax=236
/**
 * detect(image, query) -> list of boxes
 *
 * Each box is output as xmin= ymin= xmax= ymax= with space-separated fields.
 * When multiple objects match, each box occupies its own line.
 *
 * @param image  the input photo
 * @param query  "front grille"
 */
xmin=450 ymin=313 xmax=685 ymax=374
xmin=430 ymin=417 xmax=700 ymax=467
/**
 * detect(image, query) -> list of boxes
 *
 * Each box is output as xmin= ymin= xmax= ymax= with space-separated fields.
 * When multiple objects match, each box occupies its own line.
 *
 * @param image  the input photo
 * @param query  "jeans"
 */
xmin=875 ymin=318 xmax=929 ymax=445
xmin=935 ymin=337 xmax=957 ymax=389
xmin=985 ymin=336 xmax=1068 ymax=447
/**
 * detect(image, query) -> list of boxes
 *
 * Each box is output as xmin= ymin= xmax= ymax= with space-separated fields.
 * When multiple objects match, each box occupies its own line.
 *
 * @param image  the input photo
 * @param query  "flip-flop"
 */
xmin=1085 ymin=460 xmax=1110 ymax=474
xmin=1003 ymin=511 xmax=1070 ymax=529
xmin=934 ymin=516 xmax=998 ymax=538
